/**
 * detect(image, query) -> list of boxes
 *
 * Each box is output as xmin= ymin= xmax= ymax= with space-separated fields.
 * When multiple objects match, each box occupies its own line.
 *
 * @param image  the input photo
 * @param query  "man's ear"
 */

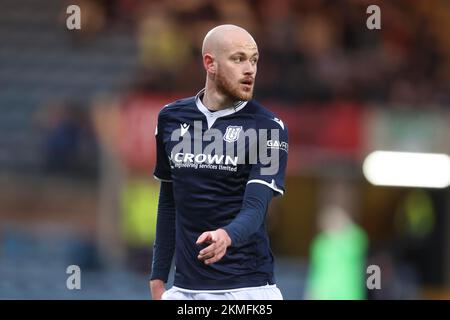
xmin=203 ymin=53 xmax=216 ymax=74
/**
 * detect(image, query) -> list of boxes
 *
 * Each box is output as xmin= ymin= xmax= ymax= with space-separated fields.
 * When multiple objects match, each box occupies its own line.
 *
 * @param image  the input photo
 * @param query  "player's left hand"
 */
xmin=196 ymin=229 xmax=232 ymax=265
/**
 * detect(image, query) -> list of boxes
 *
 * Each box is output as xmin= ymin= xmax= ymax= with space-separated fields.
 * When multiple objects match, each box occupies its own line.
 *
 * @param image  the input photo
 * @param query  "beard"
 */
xmin=215 ymin=68 xmax=254 ymax=102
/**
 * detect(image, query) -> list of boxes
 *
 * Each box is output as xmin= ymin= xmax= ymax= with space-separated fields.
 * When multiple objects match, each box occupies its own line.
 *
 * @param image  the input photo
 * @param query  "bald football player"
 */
xmin=150 ymin=25 xmax=288 ymax=300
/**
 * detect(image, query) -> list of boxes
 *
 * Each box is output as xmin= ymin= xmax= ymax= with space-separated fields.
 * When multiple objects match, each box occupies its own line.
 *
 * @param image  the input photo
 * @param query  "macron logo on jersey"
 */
xmin=180 ymin=123 xmax=190 ymax=137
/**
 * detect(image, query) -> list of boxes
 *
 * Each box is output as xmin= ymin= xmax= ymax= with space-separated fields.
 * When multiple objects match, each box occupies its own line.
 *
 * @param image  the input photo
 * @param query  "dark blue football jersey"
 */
xmin=154 ymin=89 xmax=288 ymax=290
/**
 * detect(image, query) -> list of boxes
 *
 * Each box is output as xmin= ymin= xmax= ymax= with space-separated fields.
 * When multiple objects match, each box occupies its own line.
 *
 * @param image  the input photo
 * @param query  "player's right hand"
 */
xmin=150 ymin=279 xmax=165 ymax=300
xmin=196 ymin=228 xmax=232 ymax=265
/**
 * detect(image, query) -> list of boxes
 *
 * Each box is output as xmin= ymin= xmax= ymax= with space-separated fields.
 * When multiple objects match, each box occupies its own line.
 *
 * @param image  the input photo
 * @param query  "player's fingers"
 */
xmin=198 ymin=242 xmax=216 ymax=257
xmin=196 ymin=232 xmax=211 ymax=245
xmin=204 ymin=248 xmax=225 ymax=265
xmin=198 ymin=245 xmax=216 ymax=259
xmin=198 ymin=251 xmax=214 ymax=261
xmin=204 ymin=254 xmax=221 ymax=265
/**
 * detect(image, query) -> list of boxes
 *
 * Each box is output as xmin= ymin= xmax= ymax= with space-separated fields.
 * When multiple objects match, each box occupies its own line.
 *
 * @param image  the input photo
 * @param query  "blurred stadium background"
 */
xmin=1 ymin=0 xmax=450 ymax=299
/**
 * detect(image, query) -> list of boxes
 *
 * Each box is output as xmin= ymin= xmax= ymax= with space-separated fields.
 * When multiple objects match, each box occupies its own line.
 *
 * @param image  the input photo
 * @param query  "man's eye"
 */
xmin=233 ymin=57 xmax=242 ymax=63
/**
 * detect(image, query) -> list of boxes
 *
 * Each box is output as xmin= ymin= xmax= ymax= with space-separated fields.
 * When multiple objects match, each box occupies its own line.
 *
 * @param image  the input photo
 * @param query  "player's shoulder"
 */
xmin=158 ymin=96 xmax=196 ymax=119
xmin=246 ymin=99 xmax=287 ymax=131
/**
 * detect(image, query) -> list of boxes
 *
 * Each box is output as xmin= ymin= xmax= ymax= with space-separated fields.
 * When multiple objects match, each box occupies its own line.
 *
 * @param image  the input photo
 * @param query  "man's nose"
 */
xmin=243 ymin=61 xmax=256 ymax=75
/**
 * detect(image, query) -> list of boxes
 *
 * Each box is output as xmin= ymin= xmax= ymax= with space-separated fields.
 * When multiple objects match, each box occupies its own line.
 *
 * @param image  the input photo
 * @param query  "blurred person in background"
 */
xmin=121 ymin=176 xmax=159 ymax=273
xmin=37 ymin=101 xmax=99 ymax=179
xmin=136 ymin=2 xmax=193 ymax=92
xmin=306 ymin=206 xmax=368 ymax=300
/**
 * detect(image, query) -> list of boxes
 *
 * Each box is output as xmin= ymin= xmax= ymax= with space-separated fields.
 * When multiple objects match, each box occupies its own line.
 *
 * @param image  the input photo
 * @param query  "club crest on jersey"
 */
xmin=223 ymin=126 xmax=242 ymax=143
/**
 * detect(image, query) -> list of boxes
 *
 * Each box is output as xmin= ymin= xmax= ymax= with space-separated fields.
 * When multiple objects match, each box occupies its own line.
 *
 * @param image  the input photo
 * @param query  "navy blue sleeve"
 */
xmin=150 ymin=181 xmax=176 ymax=282
xmin=222 ymin=183 xmax=274 ymax=247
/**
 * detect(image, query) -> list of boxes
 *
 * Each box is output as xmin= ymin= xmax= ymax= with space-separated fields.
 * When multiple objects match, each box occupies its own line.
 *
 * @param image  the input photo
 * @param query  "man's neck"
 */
xmin=202 ymin=84 xmax=236 ymax=111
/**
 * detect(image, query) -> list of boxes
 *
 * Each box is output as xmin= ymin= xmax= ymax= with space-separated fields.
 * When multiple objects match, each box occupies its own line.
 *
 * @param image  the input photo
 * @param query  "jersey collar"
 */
xmin=195 ymin=88 xmax=248 ymax=129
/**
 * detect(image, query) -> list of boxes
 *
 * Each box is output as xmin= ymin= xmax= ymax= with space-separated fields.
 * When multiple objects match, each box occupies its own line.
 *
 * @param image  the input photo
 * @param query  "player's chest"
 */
xmin=162 ymin=116 xmax=257 ymax=174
